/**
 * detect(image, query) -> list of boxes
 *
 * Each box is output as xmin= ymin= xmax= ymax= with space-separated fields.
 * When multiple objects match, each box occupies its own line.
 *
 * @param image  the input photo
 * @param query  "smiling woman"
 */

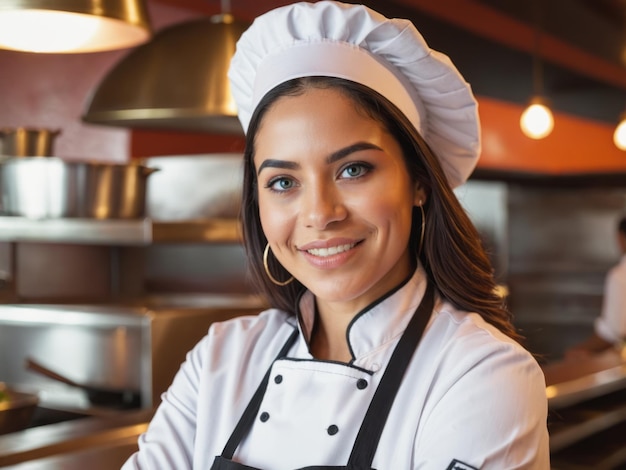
xmin=122 ymin=2 xmax=550 ymax=469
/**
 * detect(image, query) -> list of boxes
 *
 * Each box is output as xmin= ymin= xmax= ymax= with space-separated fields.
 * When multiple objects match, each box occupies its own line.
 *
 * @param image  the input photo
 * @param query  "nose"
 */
xmin=302 ymin=181 xmax=347 ymax=229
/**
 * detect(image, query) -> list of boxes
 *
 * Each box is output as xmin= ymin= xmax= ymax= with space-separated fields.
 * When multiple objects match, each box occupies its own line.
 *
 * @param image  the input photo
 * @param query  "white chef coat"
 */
xmin=123 ymin=268 xmax=550 ymax=470
xmin=595 ymin=255 xmax=626 ymax=344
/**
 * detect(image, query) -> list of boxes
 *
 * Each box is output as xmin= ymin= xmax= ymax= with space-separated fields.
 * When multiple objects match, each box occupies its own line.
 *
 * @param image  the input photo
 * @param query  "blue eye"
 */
xmin=340 ymin=163 xmax=370 ymax=179
xmin=267 ymin=177 xmax=296 ymax=192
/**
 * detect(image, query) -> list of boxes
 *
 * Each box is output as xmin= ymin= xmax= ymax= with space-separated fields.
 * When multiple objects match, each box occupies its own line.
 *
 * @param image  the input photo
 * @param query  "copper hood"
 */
xmin=82 ymin=13 xmax=248 ymax=135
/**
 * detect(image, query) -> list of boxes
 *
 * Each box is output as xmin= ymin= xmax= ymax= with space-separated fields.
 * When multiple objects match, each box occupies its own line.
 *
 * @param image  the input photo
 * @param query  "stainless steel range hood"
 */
xmin=82 ymin=13 xmax=248 ymax=135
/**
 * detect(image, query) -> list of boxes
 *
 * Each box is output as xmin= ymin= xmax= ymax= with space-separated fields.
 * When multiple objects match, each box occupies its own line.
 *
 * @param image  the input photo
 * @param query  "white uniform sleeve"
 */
xmin=121 ymin=311 xmax=294 ymax=470
xmin=595 ymin=266 xmax=626 ymax=344
xmin=121 ymin=333 xmax=209 ymax=470
xmin=414 ymin=335 xmax=550 ymax=469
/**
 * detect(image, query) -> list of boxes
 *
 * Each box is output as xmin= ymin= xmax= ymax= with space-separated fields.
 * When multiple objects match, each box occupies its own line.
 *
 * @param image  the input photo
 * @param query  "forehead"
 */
xmin=254 ymin=87 xmax=388 ymax=153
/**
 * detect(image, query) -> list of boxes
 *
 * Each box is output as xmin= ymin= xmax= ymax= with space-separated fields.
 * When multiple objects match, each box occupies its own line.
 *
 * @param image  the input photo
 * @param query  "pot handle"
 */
xmin=25 ymin=357 xmax=80 ymax=387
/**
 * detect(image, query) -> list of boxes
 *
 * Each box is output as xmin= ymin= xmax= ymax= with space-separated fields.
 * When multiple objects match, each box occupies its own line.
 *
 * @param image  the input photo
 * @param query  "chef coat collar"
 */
xmin=296 ymin=266 xmax=430 ymax=363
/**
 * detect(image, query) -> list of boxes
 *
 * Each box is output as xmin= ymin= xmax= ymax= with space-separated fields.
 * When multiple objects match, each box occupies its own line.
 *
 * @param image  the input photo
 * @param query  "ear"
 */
xmin=413 ymin=183 xmax=427 ymax=207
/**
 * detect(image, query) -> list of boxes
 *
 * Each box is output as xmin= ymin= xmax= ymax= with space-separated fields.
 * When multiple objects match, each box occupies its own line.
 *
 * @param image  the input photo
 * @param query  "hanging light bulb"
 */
xmin=521 ymin=96 xmax=555 ymax=139
xmin=614 ymin=112 xmax=626 ymax=151
xmin=520 ymin=0 xmax=554 ymax=140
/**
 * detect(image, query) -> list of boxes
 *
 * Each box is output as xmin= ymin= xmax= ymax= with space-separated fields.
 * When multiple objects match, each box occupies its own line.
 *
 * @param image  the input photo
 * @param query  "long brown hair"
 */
xmin=241 ymin=77 xmax=520 ymax=342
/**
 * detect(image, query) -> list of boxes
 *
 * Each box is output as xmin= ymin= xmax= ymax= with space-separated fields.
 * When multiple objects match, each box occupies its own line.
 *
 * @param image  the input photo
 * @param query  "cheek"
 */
xmin=369 ymin=201 xmax=414 ymax=232
xmin=258 ymin=196 xmax=293 ymax=243
xmin=362 ymin=180 xmax=416 ymax=221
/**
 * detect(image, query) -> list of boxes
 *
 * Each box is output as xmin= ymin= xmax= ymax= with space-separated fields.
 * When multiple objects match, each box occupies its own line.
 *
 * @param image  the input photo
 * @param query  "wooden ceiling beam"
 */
xmin=394 ymin=0 xmax=626 ymax=90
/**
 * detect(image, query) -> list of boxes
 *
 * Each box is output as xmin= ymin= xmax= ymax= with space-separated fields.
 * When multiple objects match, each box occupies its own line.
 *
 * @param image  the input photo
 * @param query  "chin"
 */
xmin=307 ymin=281 xmax=373 ymax=305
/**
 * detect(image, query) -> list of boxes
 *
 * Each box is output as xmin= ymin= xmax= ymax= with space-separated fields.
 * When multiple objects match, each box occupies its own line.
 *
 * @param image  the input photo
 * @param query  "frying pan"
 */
xmin=25 ymin=357 xmax=141 ymax=409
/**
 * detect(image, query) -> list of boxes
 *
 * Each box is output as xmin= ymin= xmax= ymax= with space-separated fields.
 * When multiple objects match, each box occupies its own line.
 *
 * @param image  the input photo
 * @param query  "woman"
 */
xmin=123 ymin=2 xmax=549 ymax=469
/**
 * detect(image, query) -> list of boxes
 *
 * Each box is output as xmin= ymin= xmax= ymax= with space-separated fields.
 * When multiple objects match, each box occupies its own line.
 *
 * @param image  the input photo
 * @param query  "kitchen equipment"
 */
xmin=82 ymin=14 xmax=248 ymax=133
xmin=0 ymin=157 xmax=158 ymax=219
xmin=0 ymin=296 xmax=266 ymax=412
xmin=0 ymin=383 xmax=39 ymax=435
xmin=0 ymin=128 xmax=61 ymax=157
xmin=25 ymin=358 xmax=141 ymax=409
xmin=145 ymin=154 xmax=243 ymax=221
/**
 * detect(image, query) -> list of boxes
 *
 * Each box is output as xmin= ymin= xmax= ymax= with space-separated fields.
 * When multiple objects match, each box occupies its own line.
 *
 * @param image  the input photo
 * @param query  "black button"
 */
xmin=260 ymin=412 xmax=270 ymax=422
xmin=274 ymin=375 xmax=283 ymax=384
xmin=327 ymin=425 xmax=339 ymax=436
xmin=357 ymin=379 xmax=368 ymax=390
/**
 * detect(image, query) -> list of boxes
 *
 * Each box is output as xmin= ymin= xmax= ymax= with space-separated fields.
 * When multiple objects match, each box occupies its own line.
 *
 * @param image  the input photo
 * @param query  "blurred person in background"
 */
xmin=565 ymin=215 xmax=626 ymax=358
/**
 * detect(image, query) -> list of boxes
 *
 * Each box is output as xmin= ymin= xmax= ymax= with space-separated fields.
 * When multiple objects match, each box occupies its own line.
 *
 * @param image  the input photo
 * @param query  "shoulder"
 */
xmin=412 ymin=302 xmax=549 ymax=468
xmin=207 ymin=307 xmax=293 ymax=339
xmin=202 ymin=308 xmax=296 ymax=358
xmin=179 ymin=308 xmax=297 ymax=405
xmin=423 ymin=300 xmax=545 ymax=387
xmin=177 ymin=308 xmax=296 ymax=382
xmin=430 ymin=299 xmax=534 ymax=351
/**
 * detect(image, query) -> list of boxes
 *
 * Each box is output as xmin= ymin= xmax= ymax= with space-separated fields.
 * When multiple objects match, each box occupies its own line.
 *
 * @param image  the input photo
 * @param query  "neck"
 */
xmin=309 ymin=302 xmax=353 ymax=362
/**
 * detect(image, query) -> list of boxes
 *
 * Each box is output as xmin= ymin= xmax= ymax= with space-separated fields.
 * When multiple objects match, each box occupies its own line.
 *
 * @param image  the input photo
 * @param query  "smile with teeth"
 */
xmin=306 ymin=243 xmax=356 ymax=257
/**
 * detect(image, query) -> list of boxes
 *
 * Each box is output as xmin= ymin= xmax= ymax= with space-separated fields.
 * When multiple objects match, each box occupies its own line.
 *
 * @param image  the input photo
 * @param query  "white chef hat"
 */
xmin=228 ymin=1 xmax=480 ymax=188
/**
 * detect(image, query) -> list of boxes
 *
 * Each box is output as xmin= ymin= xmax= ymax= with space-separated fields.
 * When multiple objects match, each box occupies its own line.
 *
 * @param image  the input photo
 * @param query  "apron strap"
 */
xmin=347 ymin=281 xmax=434 ymax=469
xmin=221 ymin=328 xmax=299 ymax=459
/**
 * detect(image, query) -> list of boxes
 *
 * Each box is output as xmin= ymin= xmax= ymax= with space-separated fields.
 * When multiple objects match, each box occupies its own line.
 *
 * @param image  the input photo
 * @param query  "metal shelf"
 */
xmin=546 ymin=365 xmax=626 ymax=410
xmin=549 ymin=395 xmax=626 ymax=452
xmin=0 ymin=216 xmax=241 ymax=245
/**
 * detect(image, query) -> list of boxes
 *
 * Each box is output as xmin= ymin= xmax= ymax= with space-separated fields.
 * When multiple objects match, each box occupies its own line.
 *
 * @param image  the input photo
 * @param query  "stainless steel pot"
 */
xmin=0 ymin=128 xmax=61 ymax=157
xmin=0 ymin=157 xmax=159 ymax=219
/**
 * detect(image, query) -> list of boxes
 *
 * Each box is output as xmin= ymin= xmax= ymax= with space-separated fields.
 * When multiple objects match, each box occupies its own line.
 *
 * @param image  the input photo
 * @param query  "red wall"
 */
xmin=478 ymin=96 xmax=625 ymax=174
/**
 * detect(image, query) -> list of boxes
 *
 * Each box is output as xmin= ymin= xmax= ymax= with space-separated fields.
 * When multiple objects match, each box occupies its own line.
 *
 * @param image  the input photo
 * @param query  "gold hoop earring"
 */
xmin=418 ymin=202 xmax=425 ymax=258
xmin=263 ymin=244 xmax=294 ymax=286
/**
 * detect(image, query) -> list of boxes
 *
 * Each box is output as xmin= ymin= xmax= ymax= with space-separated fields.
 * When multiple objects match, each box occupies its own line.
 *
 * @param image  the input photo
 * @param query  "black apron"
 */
xmin=211 ymin=281 xmax=434 ymax=470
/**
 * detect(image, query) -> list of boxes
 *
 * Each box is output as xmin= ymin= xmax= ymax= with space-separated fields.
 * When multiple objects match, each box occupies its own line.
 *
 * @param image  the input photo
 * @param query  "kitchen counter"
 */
xmin=543 ymin=348 xmax=626 ymax=409
xmin=3 ymin=440 xmax=140 ymax=470
xmin=0 ymin=408 xmax=153 ymax=468
xmin=542 ymin=349 xmax=626 ymax=469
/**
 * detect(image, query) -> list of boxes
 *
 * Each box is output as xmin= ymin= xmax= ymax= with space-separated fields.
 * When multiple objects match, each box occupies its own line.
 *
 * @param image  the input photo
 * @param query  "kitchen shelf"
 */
xmin=550 ymin=419 xmax=626 ymax=470
xmin=549 ymin=389 xmax=626 ymax=452
xmin=546 ymin=364 xmax=626 ymax=410
xmin=0 ymin=216 xmax=241 ymax=244
xmin=543 ymin=351 xmax=626 ymax=466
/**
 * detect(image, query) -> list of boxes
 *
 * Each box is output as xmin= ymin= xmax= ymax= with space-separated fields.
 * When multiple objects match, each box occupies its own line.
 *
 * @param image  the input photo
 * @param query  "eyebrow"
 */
xmin=257 ymin=142 xmax=383 ymax=174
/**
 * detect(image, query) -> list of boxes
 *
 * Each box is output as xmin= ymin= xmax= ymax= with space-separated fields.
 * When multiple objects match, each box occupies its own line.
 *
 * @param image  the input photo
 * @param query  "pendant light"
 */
xmin=615 ymin=111 xmax=626 ymax=151
xmin=0 ymin=0 xmax=151 ymax=54
xmin=82 ymin=0 xmax=248 ymax=134
xmin=520 ymin=97 xmax=554 ymax=140
xmin=520 ymin=0 xmax=554 ymax=140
